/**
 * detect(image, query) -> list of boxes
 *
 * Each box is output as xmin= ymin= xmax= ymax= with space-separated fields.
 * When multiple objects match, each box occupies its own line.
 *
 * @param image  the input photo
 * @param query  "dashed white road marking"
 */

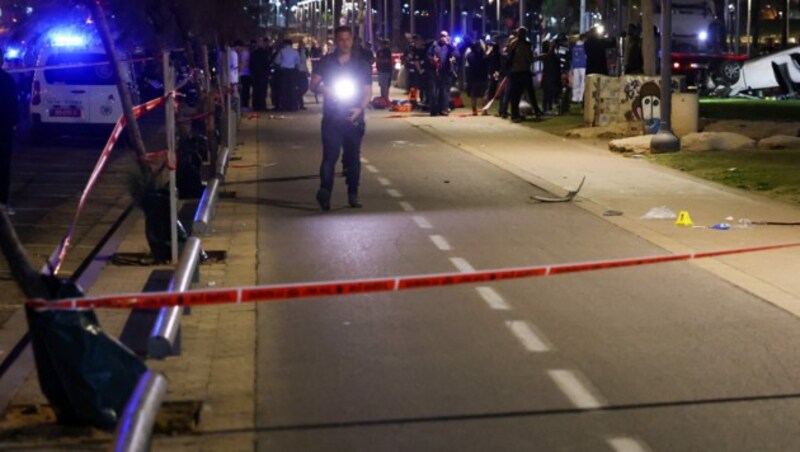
xmin=387 ymin=189 xmax=403 ymax=198
xmin=366 ymin=165 xmax=379 ymax=173
xmin=607 ymin=437 xmax=650 ymax=452
xmin=429 ymin=235 xmax=452 ymax=251
xmin=399 ymin=201 xmax=415 ymax=212
xmin=506 ymin=321 xmax=551 ymax=352
xmin=476 ymin=287 xmax=510 ymax=310
xmin=450 ymin=257 xmax=475 ymax=273
xmin=377 ymin=177 xmax=392 ymax=186
xmin=412 ymin=216 xmax=433 ymax=229
xmin=360 ymin=157 xmax=369 ymax=163
xmin=547 ymin=369 xmax=605 ymax=410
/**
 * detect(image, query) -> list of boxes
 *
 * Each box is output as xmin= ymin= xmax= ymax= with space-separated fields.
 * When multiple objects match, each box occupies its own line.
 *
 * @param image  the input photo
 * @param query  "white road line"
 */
xmin=366 ymin=165 xmax=379 ymax=173
xmin=505 ymin=321 xmax=550 ymax=352
xmin=476 ymin=287 xmax=510 ymax=310
xmin=450 ymin=257 xmax=475 ymax=273
xmin=547 ymin=369 xmax=605 ymax=409
xmin=607 ymin=437 xmax=650 ymax=452
xmin=377 ymin=177 xmax=392 ymax=186
xmin=429 ymin=235 xmax=452 ymax=251
xmin=387 ymin=189 xmax=403 ymax=198
xmin=412 ymin=216 xmax=433 ymax=229
xmin=360 ymin=157 xmax=369 ymax=163
xmin=399 ymin=201 xmax=415 ymax=212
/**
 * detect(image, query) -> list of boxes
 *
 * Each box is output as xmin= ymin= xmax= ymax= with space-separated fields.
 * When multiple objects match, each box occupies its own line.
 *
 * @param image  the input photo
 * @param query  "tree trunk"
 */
xmin=84 ymin=0 xmax=148 ymax=162
xmin=641 ymin=0 xmax=656 ymax=76
xmin=751 ymin=0 xmax=761 ymax=55
xmin=0 ymin=211 xmax=49 ymax=299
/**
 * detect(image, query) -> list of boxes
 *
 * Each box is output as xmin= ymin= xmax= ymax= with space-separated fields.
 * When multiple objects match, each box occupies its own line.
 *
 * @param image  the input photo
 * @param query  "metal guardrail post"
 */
xmin=112 ymin=370 xmax=167 ymax=452
xmin=192 ymin=178 xmax=220 ymax=236
xmin=217 ymin=146 xmax=231 ymax=179
xmin=147 ymin=237 xmax=202 ymax=359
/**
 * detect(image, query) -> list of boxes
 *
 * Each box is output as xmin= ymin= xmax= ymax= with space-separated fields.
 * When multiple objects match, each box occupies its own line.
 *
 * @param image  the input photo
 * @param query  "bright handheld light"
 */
xmin=332 ymin=78 xmax=357 ymax=101
xmin=698 ymin=31 xmax=708 ymax=41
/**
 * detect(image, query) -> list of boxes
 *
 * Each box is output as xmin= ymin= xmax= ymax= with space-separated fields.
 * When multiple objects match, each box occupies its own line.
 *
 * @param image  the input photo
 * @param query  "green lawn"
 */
xmin=652 ymin=149 xmax=800 ymax=205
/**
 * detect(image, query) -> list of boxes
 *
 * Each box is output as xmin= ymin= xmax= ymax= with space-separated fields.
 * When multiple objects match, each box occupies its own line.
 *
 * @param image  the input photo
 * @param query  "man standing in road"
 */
xmin=428 ymin=31 xmax=459 ymax=116
xmin=506 ymin=27 xmax=542 ymax=122
xmin=311 ymin=26 xmax=372 ymax=211
xmin=0 ymin=50 xmax=19 ymax=215
xmin=375 ymin=39 xmax=393 ymax=101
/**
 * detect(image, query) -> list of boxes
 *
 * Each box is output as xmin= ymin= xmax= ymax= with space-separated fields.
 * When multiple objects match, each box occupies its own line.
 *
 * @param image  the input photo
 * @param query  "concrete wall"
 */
xmin=584 ymin=74 xmax=695 ymax=137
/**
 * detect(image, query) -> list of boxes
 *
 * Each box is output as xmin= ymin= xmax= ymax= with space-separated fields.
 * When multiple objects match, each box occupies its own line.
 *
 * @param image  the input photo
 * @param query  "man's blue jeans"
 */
xmin=320 ymin=116 xmax=364 ymax=195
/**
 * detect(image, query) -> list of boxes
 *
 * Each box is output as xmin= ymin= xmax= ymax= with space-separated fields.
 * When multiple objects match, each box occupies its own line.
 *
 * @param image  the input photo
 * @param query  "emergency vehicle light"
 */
xmin=4 ymin=47 xmax=21 ymax=59
xmin=50 ymin=32 xmax=88 ymax=47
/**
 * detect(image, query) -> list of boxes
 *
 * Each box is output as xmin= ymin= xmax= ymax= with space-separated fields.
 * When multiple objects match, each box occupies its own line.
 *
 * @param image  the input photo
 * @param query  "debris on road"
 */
xmin=532 ymin=177 xmax=585 ymax=203
xmin=641 ymin=206 xmax=678 ymax=220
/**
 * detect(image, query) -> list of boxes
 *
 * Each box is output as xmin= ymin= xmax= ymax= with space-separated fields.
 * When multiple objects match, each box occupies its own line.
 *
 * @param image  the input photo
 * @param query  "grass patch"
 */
xmin=652 ymin=148 xmax=800 ymax=205
xmin=700 ymin=98 xmax=800 ymax=121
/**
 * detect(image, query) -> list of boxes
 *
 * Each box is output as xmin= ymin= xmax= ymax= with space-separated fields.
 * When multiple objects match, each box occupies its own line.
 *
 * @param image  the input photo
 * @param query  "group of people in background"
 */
xmin=229 ymin=36 xmax=328 ymax=113
xmin=228 ymin=24 xmax=644 ymax=122
xmin=400 ymin=24 xmax=640 ymax=122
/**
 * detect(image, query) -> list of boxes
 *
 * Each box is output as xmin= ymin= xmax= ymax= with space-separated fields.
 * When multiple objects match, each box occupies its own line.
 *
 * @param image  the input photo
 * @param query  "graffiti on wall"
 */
xmin=623 ymin=77 xmax=682 ymax=134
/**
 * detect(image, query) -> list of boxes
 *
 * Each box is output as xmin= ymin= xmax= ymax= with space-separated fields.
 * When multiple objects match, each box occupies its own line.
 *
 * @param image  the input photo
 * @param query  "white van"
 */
xmin=30 ymin=46 xmax=138 ymax=138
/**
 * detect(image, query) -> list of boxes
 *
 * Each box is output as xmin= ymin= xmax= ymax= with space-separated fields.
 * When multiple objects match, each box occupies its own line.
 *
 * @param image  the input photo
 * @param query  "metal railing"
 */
xmin=147 ymin=236 xmax=202 ymax=359
xmin=112 ymin=371 xmax=168 ymax=452
xmin=114 ymin=45 xmax=237 ymax=451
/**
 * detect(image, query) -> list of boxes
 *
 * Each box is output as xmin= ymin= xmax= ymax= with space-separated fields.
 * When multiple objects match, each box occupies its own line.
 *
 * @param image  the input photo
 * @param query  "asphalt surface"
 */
xmin=254 ymin=104 xmax=800 ymax=451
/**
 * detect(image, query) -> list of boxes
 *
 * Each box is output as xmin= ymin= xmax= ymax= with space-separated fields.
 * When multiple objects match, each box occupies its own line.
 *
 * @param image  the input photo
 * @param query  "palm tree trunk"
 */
xmin=84 ymin=0 xmax=148 ymax=162
xmin=641 ymin=0 xmax=656 ymax=76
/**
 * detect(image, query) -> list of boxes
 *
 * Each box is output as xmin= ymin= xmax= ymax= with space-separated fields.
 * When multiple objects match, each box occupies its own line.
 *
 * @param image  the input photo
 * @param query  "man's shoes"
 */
xmin=511 ymin=116 xmax=523 ymax=123
xmin=348 ymin=193 xmax=362 ymax=208
xmin=316 ymin=188 xmax=331 ymax=211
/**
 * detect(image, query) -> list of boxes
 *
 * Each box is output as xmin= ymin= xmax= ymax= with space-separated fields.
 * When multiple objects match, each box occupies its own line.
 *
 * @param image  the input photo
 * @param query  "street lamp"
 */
xmin=651 ymin=0 xmax=680 ymax=153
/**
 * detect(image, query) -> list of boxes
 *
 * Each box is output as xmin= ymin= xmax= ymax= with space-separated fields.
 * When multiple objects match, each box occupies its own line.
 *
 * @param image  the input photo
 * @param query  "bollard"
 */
xmin=148 ymin=237 xmax=202 ymax=359
xmin=112 ymin=370 xmax=167 ymax=452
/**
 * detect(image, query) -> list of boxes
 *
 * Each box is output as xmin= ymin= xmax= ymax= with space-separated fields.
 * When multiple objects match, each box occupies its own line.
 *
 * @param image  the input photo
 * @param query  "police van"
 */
xmin=30 ymin=36 xmax=138 ymax=139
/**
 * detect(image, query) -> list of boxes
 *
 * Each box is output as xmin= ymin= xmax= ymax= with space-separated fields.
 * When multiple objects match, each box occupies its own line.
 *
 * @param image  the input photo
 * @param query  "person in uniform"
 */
xmin=310 ymin=26 xmax=373 ymax=211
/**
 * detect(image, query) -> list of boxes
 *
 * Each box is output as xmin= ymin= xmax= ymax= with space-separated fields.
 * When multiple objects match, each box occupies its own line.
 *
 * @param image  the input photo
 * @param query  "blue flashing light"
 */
xmin=453 ymin=36 xmax=463 ymax=45
xmin=50 ymin=32 xmax=88 ymax=47
xmin=5 ymin=47 xmax=22 ymax=60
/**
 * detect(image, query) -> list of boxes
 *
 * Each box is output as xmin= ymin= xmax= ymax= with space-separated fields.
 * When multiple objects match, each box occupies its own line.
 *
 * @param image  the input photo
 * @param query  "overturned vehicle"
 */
xmin=715 ymin=46 xmax=800 ymax=98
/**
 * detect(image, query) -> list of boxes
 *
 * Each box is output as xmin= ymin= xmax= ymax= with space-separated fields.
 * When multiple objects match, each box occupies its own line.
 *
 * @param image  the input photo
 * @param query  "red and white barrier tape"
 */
xmin=5 ymin=56 xmax=158 ymax=74
xmin=50 ymin=94 xmax=173 ymax=275
xmin=32 ymin=241 xmax=800 ymax=310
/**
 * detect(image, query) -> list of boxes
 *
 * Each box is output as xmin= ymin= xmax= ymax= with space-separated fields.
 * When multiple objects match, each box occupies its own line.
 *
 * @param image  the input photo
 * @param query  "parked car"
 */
xmin=30 ymin=44 xmax=138 ymax=140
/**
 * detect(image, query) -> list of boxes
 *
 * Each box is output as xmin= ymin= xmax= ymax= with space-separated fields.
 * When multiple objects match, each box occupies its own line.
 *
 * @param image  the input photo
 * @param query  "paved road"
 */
xmin=255 ymin=104 xmax=800 ymax=451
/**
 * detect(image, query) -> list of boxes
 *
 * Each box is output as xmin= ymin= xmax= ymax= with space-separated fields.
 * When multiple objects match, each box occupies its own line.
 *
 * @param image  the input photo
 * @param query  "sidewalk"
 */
xmin=397 ymin=108 xmax=800 ymax=318
xmin=0 ymin=120 xmax=260 ymax=450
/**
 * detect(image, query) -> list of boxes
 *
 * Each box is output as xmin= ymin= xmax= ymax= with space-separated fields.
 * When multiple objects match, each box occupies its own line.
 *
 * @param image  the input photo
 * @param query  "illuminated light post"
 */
xmin=650 ymin=0 xmax=680 ymax=153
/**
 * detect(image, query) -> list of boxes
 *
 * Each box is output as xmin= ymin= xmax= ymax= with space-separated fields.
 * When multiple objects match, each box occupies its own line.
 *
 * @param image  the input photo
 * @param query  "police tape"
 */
xmin=5 ymin=56 xmax=158 ymax=74
xmin=50 ymin=94 xmax=174 ymax=275
xmin=31 ymin=241 xmax=800 ymax=310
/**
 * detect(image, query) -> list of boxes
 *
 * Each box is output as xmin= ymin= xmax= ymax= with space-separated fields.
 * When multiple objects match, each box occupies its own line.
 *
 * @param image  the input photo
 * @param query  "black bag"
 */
xmin=27 ymin=279 xmax=147 ymax=430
